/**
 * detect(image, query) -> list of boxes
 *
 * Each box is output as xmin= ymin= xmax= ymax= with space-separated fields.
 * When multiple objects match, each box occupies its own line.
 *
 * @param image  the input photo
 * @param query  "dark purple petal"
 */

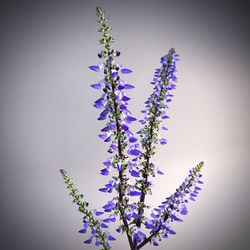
xmin=121 ymin=124 xmax=129 ymax=130
xmin=108 ymin=235 xmax=116 ymax=241
xmin=101 ymin=223 xmax=109 ymax=228
xmin=122 ymin=95 xmax=131 ymax=101
xmin=95 ymin=97 xmax=104 ymax=104
xmin=84 ymin=238 xmax=92 ymax=244
xmin=95 ymin=211 xmax=104 ymax=216
xmin=157 ymin=170 xmax=164 ymax=175
xmin=93 ymin=103 xmax=104 ymax=109
xmin=121 ymin=68 xmax=133 ymax=74
xmin=159 ymin=138 xmax=167 ymax=145
xmin=91 ymin=83 xmax=102 ymax=89
xmin=99 ymin=188 xmax=108 ymax=192
xmin=120 ymin=104 xmax=127 ymax=109
xmin=130 ymin=191 xmax=142 ymax=196
xmin=151 ymin=213 xmax=160 ymax=218
xmin=98 ymin=115 xmax=107 ymax=120
xmin=180 ymin=209 xmax=188 ymax=215
xmin=103 ymin=218 xmax=111 ymax=223
xmin=100 ymin=109 xmax=109 ymax=117
xmin=169 ymin=229 xmax=176 ymax=234
xmin=103 ymin=202 xmax=115 ymax=210
xmin=101 ymin=168 xmax=110 ymax=175
xmin=101 ymin=126 xmax=110 ymax=132
xmin=162 ymin=126 xmax=168 ymax=131
xmin=124 ymin=84 xmax=135 ymax=89
xmin=110 ymin=216 xmax=116 ymax=222
xmin=172 ymin=214 xmax=183 ymax=222
xmin=111 ymin=71 xmax=118 ymax=78
xmin=129 ymin=149 xmax=141 ymax=156
xmin=132 ymin=212 xmax=141 ymax=219
xmin=129 ymin=137 xmax=138 ymax=143
xmin=89 ymin=65 xmax=101 ymax=72
xmin=162 ymin=115 xmax=170 ymax=119
xmin=131 ymin=170 xmax=140 ymax=177
xmin=126 ymin=116 xmax=137 ymax=122
xmin=105 ymin=183 xmax=112 ymax=188
xmin=126 ymin=214 xmax=131 ymax=220
xmin=79 ymin=229 xmax=87 ymax=234
xmin=153 ymin=241 xmax=159 ymax=246
xmin=103 ymin=161 xmax=111 ymax=167
xmin=104 ymin=136 xmax=111 ymax=142
xmin=118 ymin=85 xmax=125 ymax=90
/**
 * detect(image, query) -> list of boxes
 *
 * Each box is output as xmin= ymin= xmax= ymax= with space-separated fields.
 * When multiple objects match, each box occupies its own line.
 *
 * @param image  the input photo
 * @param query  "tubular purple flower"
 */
xmin=84 ymin=238 xmax=92 ymax=244
xmin=89 ymin=63 xmax=103 ymax=72
xmin=121 ymin=68 xmax=133 ymax=74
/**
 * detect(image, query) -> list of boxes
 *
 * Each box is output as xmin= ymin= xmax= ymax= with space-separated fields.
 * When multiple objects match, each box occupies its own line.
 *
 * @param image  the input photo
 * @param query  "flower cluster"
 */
xmin=60 ymin=169 xmax=115 ymax=249
xmin=60 ymin=7 xmax=205 ymax=250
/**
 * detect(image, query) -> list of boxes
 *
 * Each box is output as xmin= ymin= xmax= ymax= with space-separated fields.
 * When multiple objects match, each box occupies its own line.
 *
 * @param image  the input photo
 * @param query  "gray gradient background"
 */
xmin=0 ymin=0 xmax=249 ymax=249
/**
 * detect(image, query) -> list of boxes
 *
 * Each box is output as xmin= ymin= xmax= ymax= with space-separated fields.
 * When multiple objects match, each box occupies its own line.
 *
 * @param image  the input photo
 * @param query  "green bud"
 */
xmin=102 ymin=51 xmax=108 ymax=58
xmin=60 ymin=169 xmax=67 ymax=175
xmin=99 ymin=39 xmax=106 ymax=44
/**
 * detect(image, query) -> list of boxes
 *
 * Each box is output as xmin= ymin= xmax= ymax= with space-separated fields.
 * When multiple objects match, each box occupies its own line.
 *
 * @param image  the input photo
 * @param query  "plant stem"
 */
xmin=107 ymin=49 xmax=134 ymax=250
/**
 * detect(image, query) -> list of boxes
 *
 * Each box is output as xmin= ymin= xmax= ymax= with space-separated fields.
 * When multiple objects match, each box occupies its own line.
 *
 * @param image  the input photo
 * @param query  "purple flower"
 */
xmin=89 ymin=63 xmax=103 ymax=72
xmin=108 ymin=235 xmax=116 ymax=241
xmin=153 ymin=241 xmax=159 ymax=246
xmin=79 ymin=229 xmax=87 ymax=234
xmin=130 ymin=191 xmax=142 ymax=196
xmin=120 ymin=104 xmax=127 ymax=109
xmin=157 ymin=169 xmax=164 ymax=175
xmin=129 ymin=136 xmax=138 ymax=143
xmin=121 ymin=68 xmax=133 ymax=74
xmin=91 ymin=83 xmax=102 ymax=89
xmin=128 ymin=148 xmax=141 ymax=156
xmin=126 ymin=116 xmax=137 ymax=122
xmin=124 ymin=84 xmax=135 ymax=89
xmin=99 ymin=188 xmax=108 ymax=192
xmin=111 ymin=71 xmax=118 ymax=78
xmin=84 ymin=238 xmax=92 ymax=244
xmin=101 ymin=168 xmax=110 ymax=175
xmin=130 ymin=170 xmax=140 ymax=177
xmin=95 ymin=211 xmax=104 ymax=216
xmin=132 ymin=212 xmax=141 ymax=219
xmin=159 ymin=138 xmax=167 ymax=145
xmin=101 ymin=223 xmax=109 ymax=228
xmin=122 ymin=95 xmax=131 ymax=102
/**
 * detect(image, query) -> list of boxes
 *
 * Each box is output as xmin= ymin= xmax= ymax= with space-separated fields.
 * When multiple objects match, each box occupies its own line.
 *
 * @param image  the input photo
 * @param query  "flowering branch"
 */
xmin=59 ymin=7 xmax=205 ymax=250
xmin=60 ymin=169 xmax=113 ymax=249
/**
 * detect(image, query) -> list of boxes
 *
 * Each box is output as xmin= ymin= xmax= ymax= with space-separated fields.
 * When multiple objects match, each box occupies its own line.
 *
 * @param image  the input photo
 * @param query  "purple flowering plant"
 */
xmin=60 ymin=7 xmax=204 ymax=250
